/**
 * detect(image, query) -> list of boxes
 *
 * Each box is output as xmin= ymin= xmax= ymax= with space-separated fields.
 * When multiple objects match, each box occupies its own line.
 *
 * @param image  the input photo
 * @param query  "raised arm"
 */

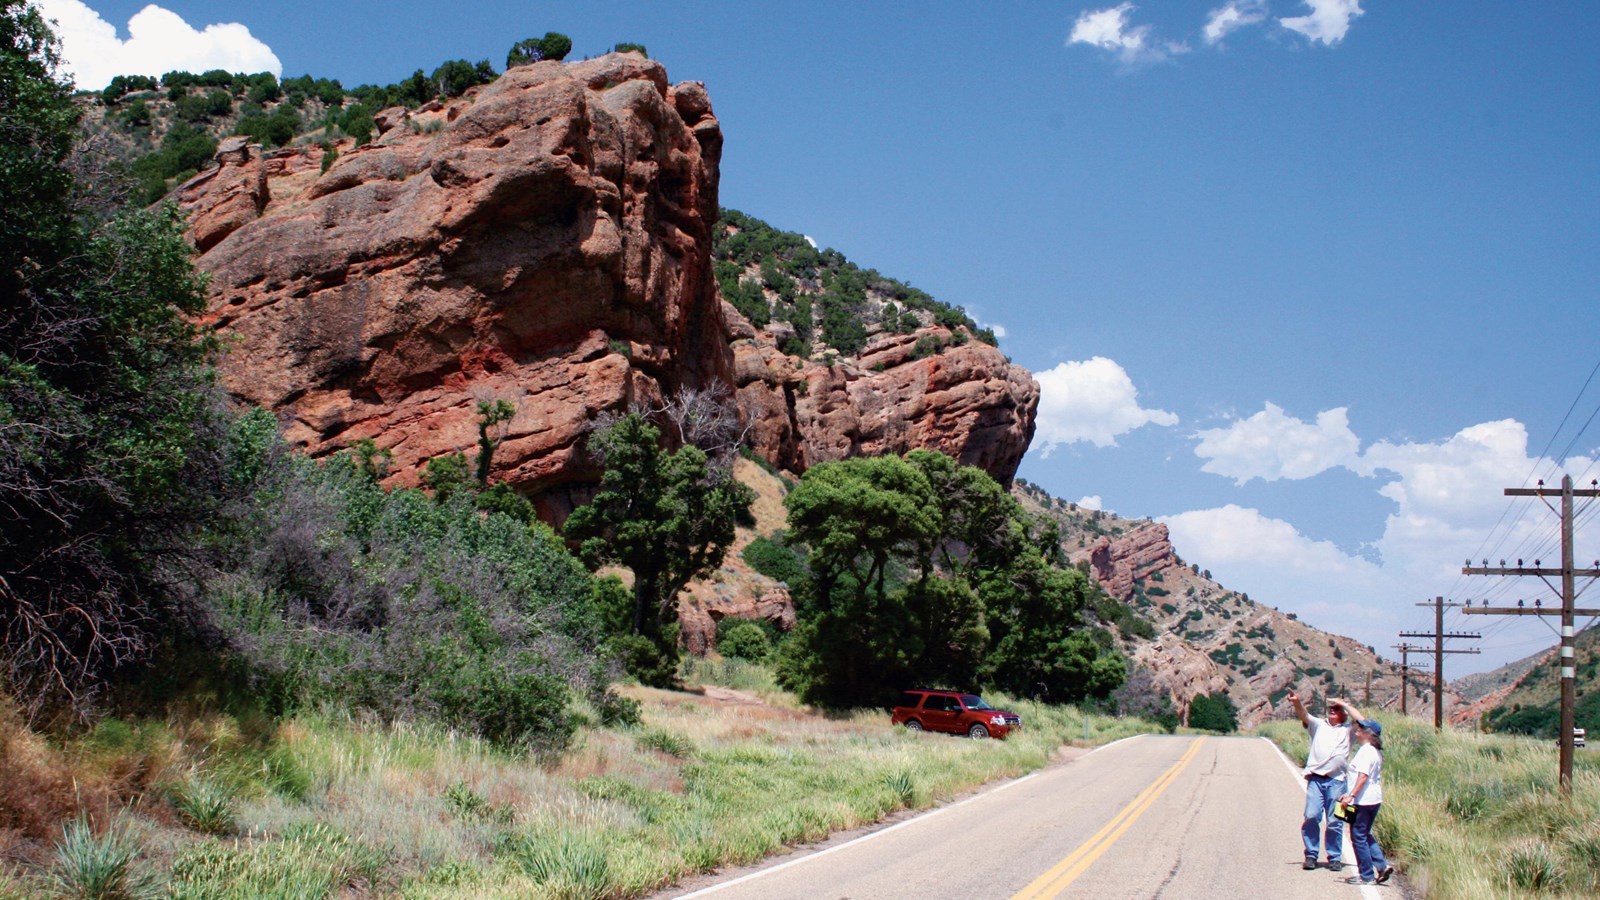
xmin=1287 ymin=689 xmax=1311 ymax=728
xmin=1330 ymin=697 xmax=1365 ymax=723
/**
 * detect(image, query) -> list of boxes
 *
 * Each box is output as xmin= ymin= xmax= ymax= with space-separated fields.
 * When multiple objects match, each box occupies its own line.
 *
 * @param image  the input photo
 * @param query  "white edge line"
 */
xmin=1259 ymin=736 xmax=1380 ymax=900
xmin=671 ymin=734 xmax=1149 ymax=899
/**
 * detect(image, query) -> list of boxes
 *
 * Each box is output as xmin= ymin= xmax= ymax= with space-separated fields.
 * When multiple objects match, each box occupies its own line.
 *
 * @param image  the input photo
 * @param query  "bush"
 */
xmin=169 ymin=777 xmax=237 ymax=835
xmin=204 ymin=428 xmax=604 ymax=751
xmin=741 ymin=535 xmax=807 ymax=587
xmin=507 ymin=32 xmax=573 ymax=68
xmin=48 ymin=817 xmax=159 ymax=900
xmin=718 ymin=622 xmax=772 ymax=661
xmin=613 ymin=42 xmax=648 ymax=56
xmin=1188 ymin=691 xmax=1238 ymax=733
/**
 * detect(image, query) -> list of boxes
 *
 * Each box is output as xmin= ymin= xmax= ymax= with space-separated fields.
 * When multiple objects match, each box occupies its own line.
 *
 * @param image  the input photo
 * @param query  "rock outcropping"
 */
xmin=1081 ymin=524 xmax=1178 ymax=601
xmin=729 ymin=310 xmax=1038 ymax=482
xmin=184 ymin=55 xmax=731 ymax=518
xmin=181 ymin=54 xmax=1039 ymax=513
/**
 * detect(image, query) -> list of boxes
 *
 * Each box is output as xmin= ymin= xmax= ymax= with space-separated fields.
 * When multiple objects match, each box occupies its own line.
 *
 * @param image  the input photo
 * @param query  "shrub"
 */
xmin=48 ymin=817 xmax=159 ymax=900
xmin=1188 ymin=691 xmax=1238 ymax=733
xmin=718 ymin=621 xmax=772 ymax=661
xmin=741 ymin=535 xmax=807 ymax=587
xmin=507 ymin=32 xmax=573 ymax=68
xmin=170 ymin=777 xmax=237 ymax=835
xmin=613 ymin=42 xmax=648 ymax=56
xmin=1503 ymin=838 xmax=1565 ymax=891
xmin=635 ymin=728 xmax=694 ymax=759
xmin=204 ymin=431 xmax=602 ymax=751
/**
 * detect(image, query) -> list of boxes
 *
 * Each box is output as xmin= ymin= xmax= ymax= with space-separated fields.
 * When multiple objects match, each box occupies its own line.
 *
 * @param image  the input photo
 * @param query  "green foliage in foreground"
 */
xmin=775 ymin=451 xmax=1127 ymax=708
xmin=1259 ymin=716 xmax=1600 ymax=899
xmin=3 ymin=4 xmax=231 ymax=715
xmin=207 ymin=412 xmax=611 ymax=751
xmin=565 ymin=414 xmax=754 ymax=687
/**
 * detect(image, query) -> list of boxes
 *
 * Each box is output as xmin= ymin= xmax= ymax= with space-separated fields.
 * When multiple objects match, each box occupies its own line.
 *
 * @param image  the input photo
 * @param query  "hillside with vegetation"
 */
xmin=1470 ymin=628 xmax=1599 ymax=737
xmin=1012 ymin=480 xmax=1424 ymax=725
xmin=713 ymin=209 xmax=997 ymax=360
xmin=81 ymin=31 xmax=638 ymax=206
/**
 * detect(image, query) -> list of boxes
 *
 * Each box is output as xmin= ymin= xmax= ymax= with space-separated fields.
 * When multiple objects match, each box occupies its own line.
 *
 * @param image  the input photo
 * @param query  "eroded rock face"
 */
xmin=1083 ymin=524 xmax=1178 ymax=601
xmin=184 ymin=55 xmax=730 ymax=518
xmin=182 ymin=52 xmax=1039 ymax=524
xmin=729 ymin=311 xmax=1039 ymax=483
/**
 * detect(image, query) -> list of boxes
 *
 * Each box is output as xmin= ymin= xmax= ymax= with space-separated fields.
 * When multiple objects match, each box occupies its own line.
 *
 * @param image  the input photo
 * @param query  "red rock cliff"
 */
xmin=183 ymin=53 xmax=1038 ymax=510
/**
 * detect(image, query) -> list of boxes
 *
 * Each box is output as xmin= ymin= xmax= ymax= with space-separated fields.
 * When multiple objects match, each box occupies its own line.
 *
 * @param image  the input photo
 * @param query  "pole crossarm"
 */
xmin=1463 ymin=607 xmax=1600 ymax=616
xmin=1462 ymin=567 xmax=1600 ymax=577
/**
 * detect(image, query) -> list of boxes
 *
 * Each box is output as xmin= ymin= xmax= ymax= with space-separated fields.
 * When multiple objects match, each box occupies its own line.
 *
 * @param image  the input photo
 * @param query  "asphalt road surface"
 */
xmin=665 ymin=734 xmax=1397 ymax=900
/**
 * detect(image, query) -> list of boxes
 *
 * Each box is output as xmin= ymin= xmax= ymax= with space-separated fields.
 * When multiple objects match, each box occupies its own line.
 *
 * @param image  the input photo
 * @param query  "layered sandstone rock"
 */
xmin=729 ymin=311 xmax=1039 ymax=483
xmin=1081 ymin=523 xmax=1178 ymax=601
xmin=181 ymin=53 xmax=1039 ymax=521
xmin=184 ymin=55 xmax=730 ymax=518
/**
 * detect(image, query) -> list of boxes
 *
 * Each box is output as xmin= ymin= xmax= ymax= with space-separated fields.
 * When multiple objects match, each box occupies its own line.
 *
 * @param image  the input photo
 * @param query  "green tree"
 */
xmin=613 ymin=42 xmax=648 ymax=57
xmin=339 ymin=103 xmax=375 ymax=145
xmin=1 ymin=2 xmax=226 ymax=713
xmin=777 ymin=455 xmax=942 ymax=706
xmin=474 ymin=398 xmax=516 ymax=485
xmin=563 ymin=414 xmax=754 ymax=686
xmin=507 ymin=32 xmax=573 ymax=68
xmin=1188 ymin=691 xmax=1239 ymax=733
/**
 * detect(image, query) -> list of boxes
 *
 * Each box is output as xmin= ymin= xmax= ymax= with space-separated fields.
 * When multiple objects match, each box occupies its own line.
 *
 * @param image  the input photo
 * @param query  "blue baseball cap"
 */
xmin=1357 ymin=719 xmax=1382 ymax=737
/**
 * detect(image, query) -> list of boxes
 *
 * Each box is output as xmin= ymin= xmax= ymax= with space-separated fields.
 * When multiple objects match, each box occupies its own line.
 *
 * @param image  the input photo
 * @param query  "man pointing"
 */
xmin=1287 ymin=691 xmax=1363 ymax=871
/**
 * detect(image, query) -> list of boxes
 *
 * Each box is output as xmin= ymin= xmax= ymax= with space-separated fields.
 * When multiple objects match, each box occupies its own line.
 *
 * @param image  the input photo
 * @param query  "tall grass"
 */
xmin=1259 ymin=716 xmax=1600 ymax=899
xmin=6 ymin=677 xmax=1163 ymax=898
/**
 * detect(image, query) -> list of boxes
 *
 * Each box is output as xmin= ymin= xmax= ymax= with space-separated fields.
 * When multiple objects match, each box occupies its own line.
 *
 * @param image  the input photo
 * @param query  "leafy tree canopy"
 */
xmin=564 ymin=413 xmax=754 ymax=686
xmin=507 ymin=32 xmax=573 ymax=68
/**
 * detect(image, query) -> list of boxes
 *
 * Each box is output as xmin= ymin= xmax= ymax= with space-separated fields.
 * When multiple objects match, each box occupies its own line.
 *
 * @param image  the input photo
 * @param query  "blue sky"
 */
xmin=37 ymin=1 xmax=1600 ymax=674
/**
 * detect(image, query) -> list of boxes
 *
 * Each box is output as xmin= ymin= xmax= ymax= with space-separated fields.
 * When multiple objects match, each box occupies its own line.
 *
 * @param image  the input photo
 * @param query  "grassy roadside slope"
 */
xmin=1 ymin=662 xmax=1158 ymax=899
xmin=1258 ymin=717 xmax=1600 ymax=899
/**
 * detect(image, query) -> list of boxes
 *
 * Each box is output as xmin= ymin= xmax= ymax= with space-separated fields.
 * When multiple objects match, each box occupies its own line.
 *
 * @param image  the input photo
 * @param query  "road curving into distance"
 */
xmin=665 ymin=734 xmax=1390 ymax=900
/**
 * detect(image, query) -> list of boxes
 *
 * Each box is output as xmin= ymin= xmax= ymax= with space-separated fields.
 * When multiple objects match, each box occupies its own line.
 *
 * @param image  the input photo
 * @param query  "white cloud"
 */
xmin=1161 ymin=504 xmax=1399 ymax=644
xmin=1032 ymin=356 xmax=1178 ymax=454
xmin=1163 ymin=504 xmax=1380 ymax=578
xmin=1279 ymin=0 xmax=1365 ymax=46
xmin=803 ymin=235 xmax=818 ymax=250
xmin=1068 ymin=3 xmax=1188 ymax=66
xmin=1166 ymin=414 xmax=1600 ymax=666
xmin=981 ymin=322 xmax=1008 ymax=339
xmin=34 ymin=1 xmax=281 ymax=91
xmin=1203 ymin=1 xmax=1268 ymax=45
xmin=1193 ymin=403 xmax=1360 ymax=484
xmin=1077 ymin=495 xmax=1104 ymax=511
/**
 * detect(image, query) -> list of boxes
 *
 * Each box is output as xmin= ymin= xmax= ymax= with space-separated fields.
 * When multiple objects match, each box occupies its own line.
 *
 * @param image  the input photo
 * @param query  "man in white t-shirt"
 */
xmin=1287 ymin=691 xmax=1363 ymax=871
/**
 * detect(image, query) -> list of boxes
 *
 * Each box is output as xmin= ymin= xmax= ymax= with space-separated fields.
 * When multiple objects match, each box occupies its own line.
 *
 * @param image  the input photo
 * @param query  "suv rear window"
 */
xmin=896 ymin=692 xmax=925 ymax=710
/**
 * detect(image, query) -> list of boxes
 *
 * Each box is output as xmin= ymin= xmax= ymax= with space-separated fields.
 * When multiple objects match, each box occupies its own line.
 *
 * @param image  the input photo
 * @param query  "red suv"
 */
xmin=891 ymin=689 xmax=1021 ymax=739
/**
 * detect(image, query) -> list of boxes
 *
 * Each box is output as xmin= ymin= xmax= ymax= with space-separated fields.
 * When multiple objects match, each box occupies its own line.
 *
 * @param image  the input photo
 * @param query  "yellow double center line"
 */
xmin=1012 ymin=737 xmax=1208 ymax=900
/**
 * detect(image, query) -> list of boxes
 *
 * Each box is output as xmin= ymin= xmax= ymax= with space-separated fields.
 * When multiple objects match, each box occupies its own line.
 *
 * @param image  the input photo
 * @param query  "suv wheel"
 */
xmin=967 ymin=723 xmax=989 ymax=740
xmin=904 ymin=719 xmax=924 ymax=732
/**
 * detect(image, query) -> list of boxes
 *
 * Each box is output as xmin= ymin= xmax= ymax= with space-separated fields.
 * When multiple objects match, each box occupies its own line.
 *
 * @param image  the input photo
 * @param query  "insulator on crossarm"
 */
xmin=1535 ymin=599 xmax=1542 ymax=609
xmin=1500 ymin=560 xmax=1506 ymax=566
xmin=1518 ymin=599 xmax=1525 ymax=608
xmin=1517 ymin=559 xmax=1523 ymax=566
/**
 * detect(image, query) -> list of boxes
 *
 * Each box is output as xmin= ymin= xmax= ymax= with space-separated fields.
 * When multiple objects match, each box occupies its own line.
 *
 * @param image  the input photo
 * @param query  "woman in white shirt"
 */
xmin=1338 ymin=719 xmax=1395 ymax=886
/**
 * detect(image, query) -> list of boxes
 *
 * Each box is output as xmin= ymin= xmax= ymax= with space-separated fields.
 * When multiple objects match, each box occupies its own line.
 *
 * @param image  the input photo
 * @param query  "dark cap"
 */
xmin=1357 ymin=719 xmax=1382 ymax=738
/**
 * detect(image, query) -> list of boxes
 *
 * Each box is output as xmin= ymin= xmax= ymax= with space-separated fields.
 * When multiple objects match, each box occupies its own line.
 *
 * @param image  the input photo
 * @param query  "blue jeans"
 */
xmin=1302 ymin=774 xmax=1345 ymax=862
xmin=1350 ymin=804 xmax=1389 ymax=881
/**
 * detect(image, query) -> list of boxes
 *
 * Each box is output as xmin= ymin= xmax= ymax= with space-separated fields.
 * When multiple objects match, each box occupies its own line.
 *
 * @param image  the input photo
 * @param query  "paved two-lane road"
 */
xmin=665 ymin=735 xmax=1393 ymax=899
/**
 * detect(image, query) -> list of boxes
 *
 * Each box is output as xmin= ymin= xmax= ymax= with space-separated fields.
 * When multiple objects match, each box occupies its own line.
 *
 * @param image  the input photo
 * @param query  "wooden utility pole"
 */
xmin=1400 ymin=596 xmax=1480 ymax=730
xmin=1463 ymin=475 xmax=1600 ymax=798
xmin=1390 ymin=643 xmax=1430 ymax=716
